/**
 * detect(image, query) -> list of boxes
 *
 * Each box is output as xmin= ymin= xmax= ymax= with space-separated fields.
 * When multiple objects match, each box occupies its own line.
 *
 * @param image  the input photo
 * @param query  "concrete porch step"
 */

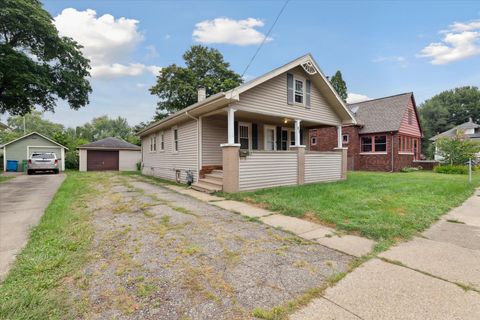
xmin=211 ymin=170 xmax=223 ymax=175
xmin=191 ymin=180 xmax=222 ymax=193
xmin=204 ymin=173 xmax=223 ymax=184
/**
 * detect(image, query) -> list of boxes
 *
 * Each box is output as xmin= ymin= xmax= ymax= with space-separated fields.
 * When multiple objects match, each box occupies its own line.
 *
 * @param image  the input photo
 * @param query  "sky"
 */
xmin=4 ymin=0 xmax=480 ymax=127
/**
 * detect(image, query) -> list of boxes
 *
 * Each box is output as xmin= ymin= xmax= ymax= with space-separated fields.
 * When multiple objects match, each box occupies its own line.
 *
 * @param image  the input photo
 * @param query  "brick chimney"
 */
xmin=197 ymin=88 xmax=206 ymax=102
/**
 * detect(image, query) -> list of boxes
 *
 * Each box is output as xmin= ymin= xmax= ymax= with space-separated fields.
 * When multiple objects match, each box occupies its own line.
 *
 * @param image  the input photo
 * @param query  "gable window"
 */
xmin=408 ymin=110 xmax=413 ymax=125
xmin=173 ymin=127 xmax=178 ymax=152
xmin=342 ymin=134 xmax=349 ymax=144
xmin=159 ymin=132 xmax=164 ymax=151
xmin=361 ymin=136 xmax=372 ymax=152
xmin=375 ymin=135 xmax=387 ymax=152
xmin=295 ymin=79 xmax=304 ymax=104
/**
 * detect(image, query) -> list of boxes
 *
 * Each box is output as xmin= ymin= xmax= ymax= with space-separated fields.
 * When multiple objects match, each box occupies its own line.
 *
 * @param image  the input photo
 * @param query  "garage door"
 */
xmin=87 ymin=150 xmax=119 ymax=171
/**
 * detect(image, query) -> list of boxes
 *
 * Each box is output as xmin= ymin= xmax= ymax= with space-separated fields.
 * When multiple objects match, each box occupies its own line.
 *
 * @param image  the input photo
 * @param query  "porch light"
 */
xmin=284 ymin=118 xmax=288 ymax=124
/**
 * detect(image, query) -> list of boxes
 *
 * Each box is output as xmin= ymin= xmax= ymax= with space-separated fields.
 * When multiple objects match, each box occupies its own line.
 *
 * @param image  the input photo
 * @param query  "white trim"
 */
xmin=293 ymin=76 xmax=306 ymax=107
xmin=342 ymin=133 xmax=349 ymax=144
xmin=172 ymin=126 xmax=179 ymax=154
xmin=264 ymin=125 xmax=277 ymax=151
xmin=399 ymin=152 xmax=414 ymax=155
xmin=227 ymin=107 xmax=237 ymax=145
xmin=360 ymin=152 xmax=388 ymax=155
xmin=2 ymin=131 xmax=68 ymax=149
xmin=61 ymin=148 xmax=65 ymax=171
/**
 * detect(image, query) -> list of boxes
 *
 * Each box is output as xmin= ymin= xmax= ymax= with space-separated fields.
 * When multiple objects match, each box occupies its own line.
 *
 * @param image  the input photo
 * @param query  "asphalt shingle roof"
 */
xmin=78 ymin=137 xmax=140 ymax=150
xmin=347 ymin=92 xmax=413 ymax=134
xmin=430 ymin=119 xmax=480 ymax=141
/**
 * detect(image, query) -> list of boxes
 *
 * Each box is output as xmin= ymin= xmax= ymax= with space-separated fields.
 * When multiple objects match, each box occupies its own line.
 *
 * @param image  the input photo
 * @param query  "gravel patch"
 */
xmin=70 ymin=174 xmax=352 ymax=319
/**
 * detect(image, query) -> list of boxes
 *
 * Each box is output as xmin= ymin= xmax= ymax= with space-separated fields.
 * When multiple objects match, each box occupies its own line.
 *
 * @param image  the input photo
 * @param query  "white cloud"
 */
xmin=54 ymin=8 xmax=160 ymax=78
xmin=145 ymin=45 xmax=159 ymax=59
xmin=346 ymin=93 xmax=371 ymax=104
xmin=372 ymin=56 xmax=408 ymax=68
xmin=419 ymin=19 xmax=480 ymax=64
xmin=193 ymin=17 xmax=272 ymax=46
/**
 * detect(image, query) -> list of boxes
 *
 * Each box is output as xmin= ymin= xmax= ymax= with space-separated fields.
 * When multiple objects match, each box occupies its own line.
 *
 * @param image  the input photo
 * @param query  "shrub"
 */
xmin=400 ymin=166 xmax=422 ymax=172
xmin=136 ymin=161 xmax=142 ymax=171
xmin=65 ymin=151 xmax=79 ymax=170
xmin=434 ymin=164 xmax=468 ymax=174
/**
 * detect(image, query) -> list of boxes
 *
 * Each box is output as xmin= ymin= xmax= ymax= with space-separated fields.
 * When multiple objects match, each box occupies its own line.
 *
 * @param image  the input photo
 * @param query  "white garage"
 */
xmin=78 ymin=137 xmax=141 ymax=172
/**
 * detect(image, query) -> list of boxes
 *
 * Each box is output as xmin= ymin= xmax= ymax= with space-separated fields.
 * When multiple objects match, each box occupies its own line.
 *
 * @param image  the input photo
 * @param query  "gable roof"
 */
xmin=2 ymin=132 xmax=68 ymax=149
xmin=78 ymin=137 xmax=141 ymax=150
xmin=138 ymin=54 xmax=356 ymax=137
xmin=430 ymin=119 xmax=480 ymax=141
xmin=347 ymin=92 xmax=415 ymax=134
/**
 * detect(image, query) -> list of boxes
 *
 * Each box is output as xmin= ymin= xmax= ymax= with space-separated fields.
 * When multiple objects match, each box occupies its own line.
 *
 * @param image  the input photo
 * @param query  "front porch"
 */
xmin=192 ymin=108 xmax=347 ymax=193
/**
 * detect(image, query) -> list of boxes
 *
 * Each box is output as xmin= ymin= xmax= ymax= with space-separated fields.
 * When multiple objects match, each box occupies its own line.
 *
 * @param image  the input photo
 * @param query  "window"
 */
xmin=173 ymin=127 xmax=178 ymax=152
xmin=310 ymin=136 xmax=317 ymax=145
xmin=238 ymin=122 xmax=251 ymax=150
xmin=294 ymin=79 xmax=304 ymax=104
xmin=150 ymin=135 xmax=156 ymax=152
xmin=290 ymin=131 xmax=296 ymax=146
xmin=408 ymin=110 xmax=413 ymax=125
xmin=361 ymin=136 xmax=372 ymax=152
xmin=375 ymin=135 xmax=387 ymax=152
xmin=160 ymin=132 xmax=164 ymax=151
xmin=281 ymin=129 xmax=289 ymax=150
xmin=342 ymin=134 xmax=349 ymax=144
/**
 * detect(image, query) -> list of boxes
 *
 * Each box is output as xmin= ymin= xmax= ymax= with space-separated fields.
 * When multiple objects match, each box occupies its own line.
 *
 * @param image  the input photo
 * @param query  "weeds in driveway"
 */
xmin=0 ymin=172 xmax=104 ymax=319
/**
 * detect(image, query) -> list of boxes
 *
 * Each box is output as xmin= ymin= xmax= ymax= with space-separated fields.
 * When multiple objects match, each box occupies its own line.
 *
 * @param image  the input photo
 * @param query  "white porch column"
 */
xmin=295 ymin=119 xmax=301 ymax=146
xmin=337 ymin=125 xmax=343 ymax=148
xmin=227 ymin=108 xmax=237 ymax=145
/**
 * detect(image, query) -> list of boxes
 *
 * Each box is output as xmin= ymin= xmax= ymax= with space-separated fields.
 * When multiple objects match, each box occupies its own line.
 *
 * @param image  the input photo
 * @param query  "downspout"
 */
xmin=185 ymin=111 xmax=200 ymax=182
xmin=391 ymin=132 xmax=394 ymax=172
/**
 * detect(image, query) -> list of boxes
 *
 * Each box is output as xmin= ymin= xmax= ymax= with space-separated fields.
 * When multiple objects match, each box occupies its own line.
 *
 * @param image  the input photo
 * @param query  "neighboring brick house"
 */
xmin=310 ymin=92 xmax=422 ymax=172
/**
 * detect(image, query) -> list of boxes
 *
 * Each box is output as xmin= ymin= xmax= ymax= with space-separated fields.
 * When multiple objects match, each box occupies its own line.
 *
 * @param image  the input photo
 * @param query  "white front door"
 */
xmin=264 ymin=126 xmax=276 ymax=151
xmin=238 ymin=122 xmax=251 ymax=150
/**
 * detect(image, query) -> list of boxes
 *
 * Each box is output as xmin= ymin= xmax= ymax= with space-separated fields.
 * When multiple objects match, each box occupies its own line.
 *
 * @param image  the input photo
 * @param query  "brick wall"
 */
xmin=310 ymin=127 xmax=417 ymax=172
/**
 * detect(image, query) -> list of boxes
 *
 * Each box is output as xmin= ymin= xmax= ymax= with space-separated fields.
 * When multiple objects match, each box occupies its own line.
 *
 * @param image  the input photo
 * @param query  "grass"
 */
xmin=0 ymin=172 xmax=104 ymax=320
xmin=224 ymin=171 xmax=480 ymax=242
xmin=0 ymin=175 xmax=14 ymax=183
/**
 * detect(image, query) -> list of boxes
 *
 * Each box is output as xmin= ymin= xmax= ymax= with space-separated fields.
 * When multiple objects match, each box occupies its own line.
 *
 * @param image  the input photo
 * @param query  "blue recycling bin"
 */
xmin=6 ymin=160 xmax=18 ymax=172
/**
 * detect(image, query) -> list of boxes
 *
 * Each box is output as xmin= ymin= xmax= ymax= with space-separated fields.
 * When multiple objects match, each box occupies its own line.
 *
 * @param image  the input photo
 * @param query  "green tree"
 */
xmin=0 ymin=0 xmax=92 ymax=115
xmin=435 ymin=131 xmax=480 ymax=165
xmin=4 ymin=111 xmax=64 ymax=140
xmin=419 ymin=86 xmax=480 ymax=157
xmin=150 ymin=45 xmax=242 ymax=119
xmin=76 ymin=116 xmax=139 ymax=145
xmin=330 ymin=70 xmax=348 ymax=102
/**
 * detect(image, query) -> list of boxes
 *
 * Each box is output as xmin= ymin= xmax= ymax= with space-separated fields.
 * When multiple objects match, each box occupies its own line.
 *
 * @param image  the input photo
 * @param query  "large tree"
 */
xmin=0 ymin=111 xmax=64 ymax=144
xmin=150 ymin=45 xmax=243 ymax=120
xmin=419 ymin=86 xmax=480 ymax=156
xmin=0 ymin=0 xmax=92 ymax=115
xmin=75 ymin=116 xmax=139 ymax=145
xmin=330 ymin=70 xmax=348 ymax=102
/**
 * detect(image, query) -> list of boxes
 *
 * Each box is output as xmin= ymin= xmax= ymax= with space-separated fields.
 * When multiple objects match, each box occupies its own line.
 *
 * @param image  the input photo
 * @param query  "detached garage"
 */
xmin=78 ymin=137 xmax=141 ymax=172
xmin=1 ymin=132 xmax=68 ymax=172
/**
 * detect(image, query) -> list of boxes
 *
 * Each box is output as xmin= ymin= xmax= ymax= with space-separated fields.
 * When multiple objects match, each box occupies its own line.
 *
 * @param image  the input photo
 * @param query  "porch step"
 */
xmin=204 ymin=173 xmax=223 ymax=184
xmin=192 ymin=181 xmax=222 ymax=193
xmin=211 ymin=170 xmax=224 ymax=175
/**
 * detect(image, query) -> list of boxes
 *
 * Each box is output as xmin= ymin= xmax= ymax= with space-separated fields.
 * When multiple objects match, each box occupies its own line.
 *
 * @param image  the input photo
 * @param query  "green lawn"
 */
xmin=225 ymin=171 xmax=480 ymax=242
xmin=0 ymin=175 xmax=14 ymax=183
xmin=0 ymin=172 xmax=104 ymax=320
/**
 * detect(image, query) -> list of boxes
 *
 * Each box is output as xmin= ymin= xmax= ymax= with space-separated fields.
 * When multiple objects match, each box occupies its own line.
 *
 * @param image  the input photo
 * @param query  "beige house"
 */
xmin=138 ymin=54 xmax=356 ymax=193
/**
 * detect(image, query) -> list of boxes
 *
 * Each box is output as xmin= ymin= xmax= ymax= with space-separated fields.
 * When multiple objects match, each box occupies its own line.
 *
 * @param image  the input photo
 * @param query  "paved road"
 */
xmin=292 ymin=188 xmax=480 ymax=320
xmin=0 ymin=173 xmax=65 ymax=280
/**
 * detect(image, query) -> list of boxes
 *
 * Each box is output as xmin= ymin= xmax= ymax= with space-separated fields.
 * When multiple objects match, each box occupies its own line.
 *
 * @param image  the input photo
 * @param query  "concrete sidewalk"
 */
xmin=0 ymin=174 xmax=65 ymax=280
xmin=292 ymin=188 xmax=480 ymax=319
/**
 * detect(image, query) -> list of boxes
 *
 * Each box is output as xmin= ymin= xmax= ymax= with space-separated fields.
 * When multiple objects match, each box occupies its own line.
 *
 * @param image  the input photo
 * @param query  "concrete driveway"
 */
xmin=0 ymin=173 xmax=65 ymax=280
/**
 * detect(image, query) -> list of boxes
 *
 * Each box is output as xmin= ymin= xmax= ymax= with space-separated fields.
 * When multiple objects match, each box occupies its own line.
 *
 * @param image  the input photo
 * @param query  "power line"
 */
xmin=239 ymin=0 xmax=290 ymax=78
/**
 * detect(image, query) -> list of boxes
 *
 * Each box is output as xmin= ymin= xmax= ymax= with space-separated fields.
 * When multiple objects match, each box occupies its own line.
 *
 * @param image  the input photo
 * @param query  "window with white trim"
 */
xmin=342 ymin=134 xmax=349 ymax=144
xmin=173 ymin=127 xmax=178 ymax=152
xmin=310 ymin=136 xmax=317 ymax=145
xmin=294 ymin=79 xmax=304 ymax=104
xmin=150 ymin=135 xmax=156 ymax=152
xmin=159 ymin=132 xmax=164 ymax=151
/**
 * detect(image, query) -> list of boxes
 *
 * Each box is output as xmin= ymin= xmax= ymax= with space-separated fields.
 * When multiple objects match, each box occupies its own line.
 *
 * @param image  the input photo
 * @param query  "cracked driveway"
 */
xmin=70 ymin=173 xmax=352 ymax=319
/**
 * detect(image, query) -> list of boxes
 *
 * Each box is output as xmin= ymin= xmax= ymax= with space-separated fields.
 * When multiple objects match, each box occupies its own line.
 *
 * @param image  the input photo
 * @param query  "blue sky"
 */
xmin=5 ymin=0 xmax=480 ymax=127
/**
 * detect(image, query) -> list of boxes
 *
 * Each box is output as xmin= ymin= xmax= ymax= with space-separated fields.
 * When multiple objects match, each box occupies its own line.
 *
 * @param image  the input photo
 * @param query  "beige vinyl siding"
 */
xmin=239 ymin=151 xmax=297 ymax=191
xmin=119 ymin=150 xmax=141 ymax=171
xmin=79 ymin=149 xmax=87 ymax=171
xmin=232 ymin=67 xmax=342 ymax=126
xmin=304 ymin=151 xmax=341 ymax=183
xmin=202 ymin=116 xmax=227 ymax=166
xmin=142 ymin=120 xmax=198 ymax=183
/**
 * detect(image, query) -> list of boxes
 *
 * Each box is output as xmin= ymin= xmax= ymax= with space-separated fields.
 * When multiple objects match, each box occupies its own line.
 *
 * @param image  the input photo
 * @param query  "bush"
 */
xmin=400 ymin=166 xmax=422 ymax=172
xmin=136 ymin=161 xmax=142 ymax=171
xmin=65 ymin=151 xmax=79 ymax=170
xmin=434 ymin=164 xmax=468 ymax=174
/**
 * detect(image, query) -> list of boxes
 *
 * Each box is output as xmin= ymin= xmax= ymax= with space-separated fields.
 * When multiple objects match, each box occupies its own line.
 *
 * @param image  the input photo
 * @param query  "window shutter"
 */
xmin=234 ymin=121 xmax=238 ymax=144
xmin=252 ymin=123 xmax=258 ymax=150
xmin=287 ymin=73 xmax=294 ymax=105
xmin=306 ymin=79 xmax=311 ymax=108
xmin=276 ymin=126 xmax=282 ymax=150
